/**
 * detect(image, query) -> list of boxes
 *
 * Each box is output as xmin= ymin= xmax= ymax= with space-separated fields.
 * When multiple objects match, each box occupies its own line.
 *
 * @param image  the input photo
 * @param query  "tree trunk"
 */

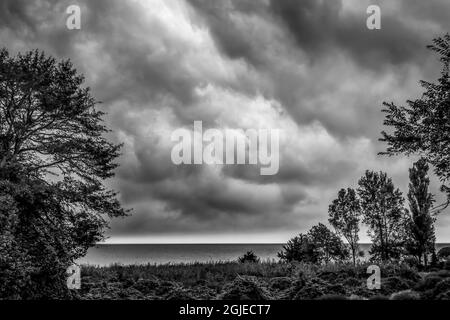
xmin=379 ymin=221 xmax=385 ymax=261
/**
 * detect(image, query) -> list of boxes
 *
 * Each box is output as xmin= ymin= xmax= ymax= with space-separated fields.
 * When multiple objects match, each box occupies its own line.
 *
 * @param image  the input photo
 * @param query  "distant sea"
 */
xmin=77 ymin=243 xmax=450 ymax=266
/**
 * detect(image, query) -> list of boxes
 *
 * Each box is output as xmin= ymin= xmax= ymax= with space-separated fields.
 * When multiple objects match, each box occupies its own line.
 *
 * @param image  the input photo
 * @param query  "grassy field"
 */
xmin=77 ymin=261 xmax=450 ymax=300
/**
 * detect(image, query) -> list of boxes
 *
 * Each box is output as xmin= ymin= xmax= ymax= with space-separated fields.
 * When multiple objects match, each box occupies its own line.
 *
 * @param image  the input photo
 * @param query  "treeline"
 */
xmin=278 ymin=159 xmax=436 ymax=267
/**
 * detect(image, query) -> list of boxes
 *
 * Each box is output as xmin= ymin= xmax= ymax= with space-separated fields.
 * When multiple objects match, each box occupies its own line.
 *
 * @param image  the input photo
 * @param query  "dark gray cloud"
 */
xmin=269 ymin=0 xmax=428 ymax=69
xmin=1 ymin=0 xmax=449 ymax=242
xmin=189 ymin=0 xmax=450 ymax=69
xmin=187 ymin=0 xmax=450 ymax=140
xmin=187 ymin=0 xmax=271 ymax=67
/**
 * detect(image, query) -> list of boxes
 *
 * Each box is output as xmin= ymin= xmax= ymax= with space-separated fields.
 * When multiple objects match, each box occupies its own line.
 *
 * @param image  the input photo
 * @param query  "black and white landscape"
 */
xmin=1 ymin=0 xmax=450 ymax=301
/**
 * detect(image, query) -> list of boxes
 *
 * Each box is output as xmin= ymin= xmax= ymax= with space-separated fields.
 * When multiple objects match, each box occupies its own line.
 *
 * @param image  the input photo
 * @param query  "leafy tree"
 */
xmin=328 ymin=188 xmax=361 ymax=266
xmin=308 ymin=223 xmax=349 ymax=264
xmin=278 ymin=224 xmax=349 ymax=264
xmin=357 ymin=170 xmax=407 ymax=262
xmin=0 ymin=184 xmax=32 ymax=299
xmin=278 ymin=233 xmax=319 ymax=263
xmin=405 ymin=158 xmax=436 ymax=266
xmin=380 ymin=34 xmax=450 ymax=212
xmin=238 ymin=251 xmax=260 ymax=263
xmin=0 ymin=49 xmax=127 ymax=298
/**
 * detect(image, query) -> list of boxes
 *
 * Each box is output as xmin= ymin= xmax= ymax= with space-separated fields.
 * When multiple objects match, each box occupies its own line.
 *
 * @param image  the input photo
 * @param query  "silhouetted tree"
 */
xmin=405 ymin=158 xmax=436 ymax=267
xmin=328 ymin=188 xmax=361 ymax=266
xmin=238 ymin=251 xmax=260 ymax=263
xmin=381 ymin=34 xmax=450 ymax=212
xmin=357 ymin=171 xmax=406 ymax=262
xmin=278 ymin=225 xmax=349 ymax=264
xmin=308 ymin=223 xmax=349 ymax=264
xmin=0 ymin=49 xmax=127 ymax=298
xmin=278 ymin=233 xmax=319 ymax=263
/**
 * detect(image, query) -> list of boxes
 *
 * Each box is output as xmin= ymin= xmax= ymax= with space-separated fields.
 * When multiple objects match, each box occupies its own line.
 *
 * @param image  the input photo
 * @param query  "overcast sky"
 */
xmin=1 ymin=0 xmax=450 ymax=243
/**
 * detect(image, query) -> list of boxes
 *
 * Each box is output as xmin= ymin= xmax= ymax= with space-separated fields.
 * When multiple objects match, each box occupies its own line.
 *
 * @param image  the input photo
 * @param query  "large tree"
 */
xmin=308 ymin=223 xmax=349 ymax=264
xmin=357 ymin=171 xmax=406 ymax=262
xmin=380 ymin=34 xmax=450 ymax=212
xmin=0 ymin=49 xmax=127 ymax=298
xmin=405 ymin=158 xmax=436 ymax=266
xmin=328 ymin=188 xmax=361 ymax=266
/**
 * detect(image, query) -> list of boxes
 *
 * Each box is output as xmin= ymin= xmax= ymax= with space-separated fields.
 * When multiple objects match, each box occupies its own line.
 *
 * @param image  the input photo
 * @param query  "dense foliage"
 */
xmin=381 ymin=34 xmax=450 ymax=211
xmin=357 ymin=171 xmax=407 ymax=261
xmin=0 ymin=49 xmax=126 ymax=299
xmin=278 ymin=233 xmax=319 ymax=263
xmin=328 ymin=188 xmax=361 ymax=265
xmin=308 ymin=223 xmax=349 ymax=264
xmin=278 ymin=224 xmax=348 ymax=264
xmin=404 ymin=158 xmax=436 ymax=266
xmin=77 ymin=261 xmax=450 ymax=300
xmin=238 ymin=251 xmax=261 ymax=263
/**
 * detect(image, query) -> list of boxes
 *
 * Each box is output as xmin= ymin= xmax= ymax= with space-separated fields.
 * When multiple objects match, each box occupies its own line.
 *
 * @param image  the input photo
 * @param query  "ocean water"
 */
xmin=77 ymin=244 xmax=284 ymax=266
xmin=77 ymin=243 xmax=450 ymax=266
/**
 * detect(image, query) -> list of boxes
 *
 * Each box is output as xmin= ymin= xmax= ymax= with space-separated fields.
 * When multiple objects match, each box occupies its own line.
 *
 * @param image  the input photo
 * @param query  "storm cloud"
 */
xmin=1 ymin=0 xmax=449 ymax=242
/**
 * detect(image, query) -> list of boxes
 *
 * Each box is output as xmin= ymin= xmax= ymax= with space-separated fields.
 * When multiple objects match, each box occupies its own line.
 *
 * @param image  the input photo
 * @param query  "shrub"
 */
xmin=433 ymin=278 xmax=450 ymax=297
xmin=238 ymin=251 xmax=260 ymax=264
xmin=132 ymin=278 xmax=160 ymax=295
xmin=382 ymin=276 xmax=414 ymax=294
xmin=415 ymin=275 xmax=443 ymax=292
xmin=325 ymin=283 xmax=347 ymax=295
xmin=220 ymin=276 xmax=273 ymax=300
xmin=268 ymin=277 xmax=293 ymax=291
xmin=290 ymin=277 xmax=329 ymax=300
xmin=165 ymin=287 xmax=196 ymax=300
xmin=343 ymin=277 xmax=361 ymax=287
xmin=278 ymin=234 xmax=319 ymax=263
xmin=402 ymin=256 xmax=421 ymax=269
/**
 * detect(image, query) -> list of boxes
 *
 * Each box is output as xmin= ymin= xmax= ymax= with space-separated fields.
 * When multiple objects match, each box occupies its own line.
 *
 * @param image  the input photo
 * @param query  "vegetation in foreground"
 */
xmin=77 ymin=261 xmax=450 ymax=300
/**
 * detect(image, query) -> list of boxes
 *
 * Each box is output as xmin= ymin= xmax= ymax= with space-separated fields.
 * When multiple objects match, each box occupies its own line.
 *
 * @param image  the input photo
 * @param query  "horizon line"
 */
xmin=95 ymin=242 xmax=450 ymax=245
